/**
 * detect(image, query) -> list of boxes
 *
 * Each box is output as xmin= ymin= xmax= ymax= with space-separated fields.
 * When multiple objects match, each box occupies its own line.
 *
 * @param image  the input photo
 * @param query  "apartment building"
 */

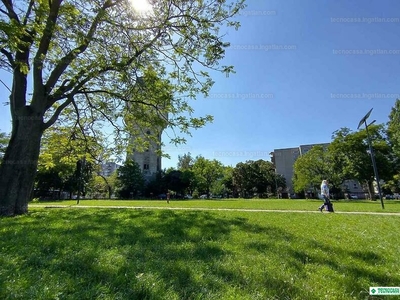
xmin=271 ymin=143 xmax=330 ymax=192
xmin=100 ymin=162 xmax=121 ymax=177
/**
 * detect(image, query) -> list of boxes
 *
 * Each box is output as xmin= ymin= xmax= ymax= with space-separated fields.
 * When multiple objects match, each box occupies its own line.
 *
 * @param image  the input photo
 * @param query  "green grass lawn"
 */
xmin=1 ymin=201 xmax=399 ymax=299
xmin=32 ymin=198 xmax=400 ymax=213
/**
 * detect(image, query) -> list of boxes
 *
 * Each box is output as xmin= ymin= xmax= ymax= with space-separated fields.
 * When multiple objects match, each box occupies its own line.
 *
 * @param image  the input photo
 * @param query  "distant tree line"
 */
xmin=140 ymin=154 xmax=286 ymax=199
xmin=0 ymin=125 xmax=284 ymax=200
xmin=87 ymin=153 xmax=285 ymax=200
xmin=23 ymin=128 xmax=287 ymax=200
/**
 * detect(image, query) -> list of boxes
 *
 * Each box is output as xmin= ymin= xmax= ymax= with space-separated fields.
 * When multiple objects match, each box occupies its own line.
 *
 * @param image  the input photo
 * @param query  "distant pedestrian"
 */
xmin=166 ymin=192 xmax=170 ymax=204
xmin=319 ymin=180 xmax=334 ymax=212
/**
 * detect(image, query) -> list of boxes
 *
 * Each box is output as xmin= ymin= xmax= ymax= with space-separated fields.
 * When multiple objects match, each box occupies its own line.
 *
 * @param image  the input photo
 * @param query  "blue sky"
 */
xmin=1 ymin=1 xmax=400 ymax=169
xmin=162 ymin=0 xmax=400 ymax=168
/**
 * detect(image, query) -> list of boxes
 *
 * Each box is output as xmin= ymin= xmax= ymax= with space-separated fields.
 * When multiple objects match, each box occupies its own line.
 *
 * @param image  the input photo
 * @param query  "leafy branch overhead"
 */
xmin=0 ymin=0 xmax=245 ymax=145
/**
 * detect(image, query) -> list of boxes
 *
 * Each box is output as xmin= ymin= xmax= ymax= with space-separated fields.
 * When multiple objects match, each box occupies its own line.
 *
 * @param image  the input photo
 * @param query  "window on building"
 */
xmin=143 ymin=164 xmax=149 ymax=170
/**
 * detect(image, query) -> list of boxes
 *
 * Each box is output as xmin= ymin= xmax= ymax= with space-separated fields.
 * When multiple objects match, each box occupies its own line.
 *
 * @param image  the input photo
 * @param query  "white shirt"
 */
xmin=321 ymin=182 xmax=329 ymax=197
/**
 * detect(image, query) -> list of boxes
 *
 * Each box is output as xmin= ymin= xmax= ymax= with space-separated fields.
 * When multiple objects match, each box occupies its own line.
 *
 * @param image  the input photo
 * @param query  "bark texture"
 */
xmin=0 ymin=107 xmax=43 ymax=216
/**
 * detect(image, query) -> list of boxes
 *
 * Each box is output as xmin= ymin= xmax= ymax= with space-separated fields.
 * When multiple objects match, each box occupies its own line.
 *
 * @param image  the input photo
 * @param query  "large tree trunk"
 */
xmin=0 ymin=111 xmax=43 ymax=216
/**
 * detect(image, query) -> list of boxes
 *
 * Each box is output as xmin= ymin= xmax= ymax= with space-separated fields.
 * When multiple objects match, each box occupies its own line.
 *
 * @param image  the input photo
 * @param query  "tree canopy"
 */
xmin=328 ymin=126 xmax=394 ymax=198
xmin=387 ymin=99 xmax=400 ymax=160
xmin=177 ymin=152 xmax=194 ymax=170
xmin=34 ymin=125 xmax=105 ymax=197
xmin=116 ymin=159 xmax=144 ymax=198
xmin=293 ymin=145 xmax=329 ymax=194
xmin=192 ymin=156 xmax=224 ymax=197
xmin=232 ymin=160 xmax=282 ymax=198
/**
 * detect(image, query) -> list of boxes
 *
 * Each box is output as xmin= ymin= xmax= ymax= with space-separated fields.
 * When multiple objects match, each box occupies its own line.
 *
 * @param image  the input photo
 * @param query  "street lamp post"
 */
xmin=357 ymin=108 xmax=384 ymax=209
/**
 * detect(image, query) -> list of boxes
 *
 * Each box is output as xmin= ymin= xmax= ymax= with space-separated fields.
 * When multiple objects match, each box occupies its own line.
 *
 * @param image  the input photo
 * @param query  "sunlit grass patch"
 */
xmin=1 ymin=207 xmax=399 ymax=299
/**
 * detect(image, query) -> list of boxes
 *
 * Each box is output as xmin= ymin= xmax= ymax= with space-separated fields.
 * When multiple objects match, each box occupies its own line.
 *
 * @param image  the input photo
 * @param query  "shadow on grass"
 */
xmin=1 ymin=209 xmax=273 ymax=299
xmin=1 ymin=209 xmax=399 ymax=299
xmin=286 ymin=239 xmax=395 ymax=299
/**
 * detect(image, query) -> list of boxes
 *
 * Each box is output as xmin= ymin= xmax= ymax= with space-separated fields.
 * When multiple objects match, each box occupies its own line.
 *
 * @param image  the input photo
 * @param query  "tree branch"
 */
xmin=45 ymin=0 xmax=119 ymax=93
xmin=0 ymin=48 xmax=14 ymax=67
xmin=0 ymin=78 xmax=11 ymax=93
xmin=22 ymin=0 xmax=35 ymax=26
xmin=70 ymin=98 xmax=96 ymax=158
xmin=33 ymin=0 xmax=62 ymax=99
xmin=1 ymin=0 xmax=19 ymax=22
xmin=43 ymin=96 xmax=74 ymax=130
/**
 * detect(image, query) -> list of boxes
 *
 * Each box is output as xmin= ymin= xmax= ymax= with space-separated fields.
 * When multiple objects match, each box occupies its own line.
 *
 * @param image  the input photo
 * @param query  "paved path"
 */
xmin=29 ymin=205 xmax=400 ymax=216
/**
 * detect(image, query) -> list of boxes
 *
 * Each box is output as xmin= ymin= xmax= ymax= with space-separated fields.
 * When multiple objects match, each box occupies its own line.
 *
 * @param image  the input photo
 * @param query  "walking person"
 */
xmin=319 ymin=179 xmax=334 ymax=212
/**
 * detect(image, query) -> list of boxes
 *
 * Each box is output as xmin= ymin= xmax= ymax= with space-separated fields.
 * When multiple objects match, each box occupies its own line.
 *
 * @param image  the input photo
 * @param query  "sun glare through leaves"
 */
xmin=128 ymin=0 xmax=153 ymax=15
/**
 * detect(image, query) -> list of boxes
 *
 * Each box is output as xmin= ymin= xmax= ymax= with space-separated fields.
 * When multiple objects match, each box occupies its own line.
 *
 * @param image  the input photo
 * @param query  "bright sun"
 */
xmin=129 ymin=0 xmax=153 ymax=14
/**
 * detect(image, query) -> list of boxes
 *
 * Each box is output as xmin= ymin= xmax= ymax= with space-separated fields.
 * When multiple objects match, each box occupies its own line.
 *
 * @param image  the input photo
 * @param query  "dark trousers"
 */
xmin=319 ymin=195 xmax=330 ymax=210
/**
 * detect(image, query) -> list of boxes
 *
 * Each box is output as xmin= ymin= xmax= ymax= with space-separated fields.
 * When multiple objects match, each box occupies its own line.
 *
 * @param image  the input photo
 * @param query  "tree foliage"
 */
xmin=177 ymin=152 xmax=194 ymax=170
xmin=192 ymin=156 xmax=224 ymax=197
xmin=387 ymin=99 xmax=400 ymax=161
xmin=116 ymin=159 xmax=144 ymax=199
xmin=0 ymin=0 xmax=245 ymax=215
xmin=144 ymin=170 xmax=167 ymax=198
xmin=232 ymin=160 xmax=280 ymax=198
xmin=35 ymin=125 xmax=103 ymax=198
xmin=94 ymin=171 xmax=119 ymax=199
xmin=329 ymin=126 xmax=394 ymax=198
xmin=293 ymin=146 xmax=329 ymax=193
xmin=88 ymin=173 xmax=117 ymax=199
xmin=386 ymin=100 xmax=400 ymax=192
xmin=163 ymin=169 xmax=190 ymax=196
xmin=219 ymin=165 xmax=234 ymax=196
xmin=176 ymin=152 xmax=196 ymax=195
xmin=72 ymin=158 xmax=94 ymax=203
